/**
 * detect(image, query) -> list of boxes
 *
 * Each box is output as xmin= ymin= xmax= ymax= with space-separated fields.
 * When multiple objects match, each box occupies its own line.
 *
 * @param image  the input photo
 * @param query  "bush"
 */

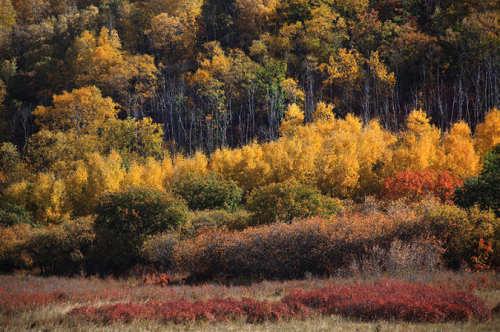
xmin=183 ymin=209 xmax=251 ymax=237
xmin=247 ymin=181 xmax=342 ymax=225
xmin=282 ymin=280 xmax=490 ymax=322
xmin=455 ymin=145 xmax=499 ymax=215
xmin=173 ymin=173 xmax=243 ymax=210
xmin=0 ymin=223 xmax=33 ymax=272
xmin=419 ymin=201 xmax=498 ymax=270
xmin=69 ymin=280 xmax=490 ymax=323
xmin=383 ymin=170 xmax=463 ymax=202
xmin=92 ymin=187 xmax=188 ymax=275
xmin=23 ymin=217 xmax=95 ymax=276
xmin=175 ymin=212 xmax=416 ymax=281
xmin=0 ymin=201 xmax=33 ymax=227
xmin=141 ymin=233 xmax=178 ymax=272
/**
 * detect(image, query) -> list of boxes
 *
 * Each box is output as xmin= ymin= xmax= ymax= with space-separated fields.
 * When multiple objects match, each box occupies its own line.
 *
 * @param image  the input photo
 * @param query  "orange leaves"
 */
xmin=383 ymin=170 xmax=463 ymax=202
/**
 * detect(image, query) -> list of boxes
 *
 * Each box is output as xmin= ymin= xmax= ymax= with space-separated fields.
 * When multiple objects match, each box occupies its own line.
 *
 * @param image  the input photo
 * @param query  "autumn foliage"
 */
xmin=383 ymin=170 xmax=463 ymax=202
xmin=68 ymin=280 xmax=490 ymax=324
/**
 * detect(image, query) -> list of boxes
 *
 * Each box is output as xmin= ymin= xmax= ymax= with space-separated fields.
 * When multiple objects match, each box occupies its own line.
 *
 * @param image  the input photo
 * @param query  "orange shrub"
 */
xmin=383 ymin=170 xmax=463 ymax=202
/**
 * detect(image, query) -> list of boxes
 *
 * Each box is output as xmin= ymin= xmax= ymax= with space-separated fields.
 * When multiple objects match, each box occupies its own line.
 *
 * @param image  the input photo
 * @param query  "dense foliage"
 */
xmin=92 ymin=188 xmax=188 ymax=274
xmin=0 ymin=0 xmax=498 ymax=278
xmin=455 ymin=145 xmax=500 ymax=216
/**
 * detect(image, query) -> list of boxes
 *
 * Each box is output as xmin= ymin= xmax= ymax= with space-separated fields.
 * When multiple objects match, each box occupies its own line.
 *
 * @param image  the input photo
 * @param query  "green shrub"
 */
xmin=0 ymin=201 xmax=33 ymax=227
xmin=419 ymin=201 xmax=498 ymax=269
xmin=455 ymin=145 xmax=499 ymax=216
xmin=173 ymin=173 xmax=243 ymax=210
xmin=92 ymin=187 xmax=188 ymax=275
xmin=183 ymin=209 xmax=251 ymax=237
xmin=247 ymin=180 xmax=342 ymax=225
xmin=24 ymin=217 xmax=95 ymax=276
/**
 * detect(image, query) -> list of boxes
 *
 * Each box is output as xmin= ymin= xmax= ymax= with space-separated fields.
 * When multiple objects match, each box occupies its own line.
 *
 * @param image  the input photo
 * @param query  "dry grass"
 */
xmin=0 ymin=271 xmax=499 ymax=331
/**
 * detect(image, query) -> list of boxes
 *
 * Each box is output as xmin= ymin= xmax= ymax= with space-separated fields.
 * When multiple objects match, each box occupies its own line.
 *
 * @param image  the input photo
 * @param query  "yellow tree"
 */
xmin=279 ymin=103 xmax=304 ymax=137
xmin=315 ymin=114 xmax=362 ymax=197
xmin=312 ymin=101 xmax=335 ymax=122
xmin=210 ymin=142 xmax=271 ymax=193
xmin=443 ymin=121 xmax=480 ymax=178
xmin=390 ymin=109 xmax=442 ymax=172
xmin=72 ymin=28 xmax=157 ymax=106
xmin=475 ymin=108 xmax=500 ymax=157
xmin=33 ymin=86 xmax=118 ymax=134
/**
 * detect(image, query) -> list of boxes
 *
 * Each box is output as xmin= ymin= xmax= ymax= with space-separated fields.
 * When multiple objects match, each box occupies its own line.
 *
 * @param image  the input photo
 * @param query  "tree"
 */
xmin=475 ymin=108 xmax=500 ymax=158
xmin=72 ymin=28 xmax=157 ymax=112
xmin=391 ymin=109 xmax=442 ymax=172
xmin=99 ymin=117 xmax=164 ymax=160
xmin=173 ymin=173 xmax=242 ymax=210
xmin=33 ymin=86 xmax=118 ymax=134
xmin=455 ymin=145 xmax=499 ymax=216
xmin=92 ymin=187 xmax=188 ymax=274
xmin=247 ymin=180 xmax=342 ymax=225
xmin=279 ymin=103 xmax=304 ymax=136
xmin=443 ymin=121 xmax=480 ymax=179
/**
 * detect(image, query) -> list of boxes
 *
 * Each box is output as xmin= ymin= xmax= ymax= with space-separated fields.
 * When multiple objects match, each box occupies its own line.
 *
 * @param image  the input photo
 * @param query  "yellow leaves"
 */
xmin=33 ymin=86 xmax=118 ymax=133
xmin=475 ymin=108 xmax=500 ymax=157
xmin=173 ymin=152 xmax=208 ymax=181
xmin=443 ymin=121 xmax=480 ymax=179
xmin=210 ymin=142 xmax=271 ymax=193
xmin=320 ymin=48 xmax=362 ymax=86
xmin=280 ymin=78 xmax=305 ymax=104
xmin=313 ymin=102 xmax=335 ymax=122
xmin=6 ymin=173 xmax=69 ymax=224
xmin=73 ymin=28 xmax=158 ymax=99
xmin=391 ymin=109 xmax=442 ymax=172
xmin=149 ymin=7 xmax=199 ymax=58
xmin=0 ymin=0 xmax=16 ymax=29
xmin=368 ymin=51 xmax=395 ymax=88
xmin=280 ymin=103 xmax=305 ymax=137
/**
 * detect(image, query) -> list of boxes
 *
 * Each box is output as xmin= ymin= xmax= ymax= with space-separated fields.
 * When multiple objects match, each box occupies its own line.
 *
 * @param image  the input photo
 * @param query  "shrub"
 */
xmin=69 ymin=280 xmax=490 ymax=324
xmin=70 ymin=298 xmax=303 ymax=324
xmin=175 ymin=212 xmax=417 ymax=281
xmin=282 ymin=280 xmax=491 ymax=322
xmin=0 ymin=201 xmax=33 ymax=227
xmin=141 ymin=233 xmax=178 ymax=272
xmin=0 ymin=224 xmax=33 ymax=272
xmin=247 ymin=181 xmax=342 ymax=225
xmin=419 ymin=202 xmax=498 ymax=269
xmin=173 ymin=173 xmax=243 ymax=210
xmin=383 ymin=170 xmax=463 ymax=202
xmin=92 ymin=187 xmax=188 ymax=275
xmin=23 ymin=217 xmax=95 ymax=276
xmin=183 ymin=209 xmax=251 ymax=236
xmin=455 ymin=145 xmax=499 ymax=215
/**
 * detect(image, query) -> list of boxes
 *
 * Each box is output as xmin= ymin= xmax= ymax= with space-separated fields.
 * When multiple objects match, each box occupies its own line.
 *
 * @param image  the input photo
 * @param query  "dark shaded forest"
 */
xmin=0 ymin=0 xmax=498 ymax=153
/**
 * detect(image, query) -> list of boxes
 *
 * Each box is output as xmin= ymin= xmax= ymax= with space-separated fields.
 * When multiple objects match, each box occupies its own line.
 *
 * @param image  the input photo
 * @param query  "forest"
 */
xmin=0 ymin=0 xmax=499 ymax=330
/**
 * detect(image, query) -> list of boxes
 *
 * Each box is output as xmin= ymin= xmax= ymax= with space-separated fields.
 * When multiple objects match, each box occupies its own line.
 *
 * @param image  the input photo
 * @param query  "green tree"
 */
xmin=92 ymin=187 xmax=188 ymax=275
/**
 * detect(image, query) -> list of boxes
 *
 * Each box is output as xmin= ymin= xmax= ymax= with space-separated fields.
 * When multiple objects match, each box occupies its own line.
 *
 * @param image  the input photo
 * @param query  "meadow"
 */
xmin=1 ymin=272 xmax=499 ymax=331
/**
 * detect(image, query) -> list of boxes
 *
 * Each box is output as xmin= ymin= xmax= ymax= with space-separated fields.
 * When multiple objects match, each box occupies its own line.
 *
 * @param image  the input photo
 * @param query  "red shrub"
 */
xmin=70 ymin=298 xmax=307 ymax=323
xmin=384 ymin=170 xmax=463 ymax=202
xmin=69 ymin=280 xmax=490 ymax=324
xmin=282 ymin=279 xmax=491 ymax=322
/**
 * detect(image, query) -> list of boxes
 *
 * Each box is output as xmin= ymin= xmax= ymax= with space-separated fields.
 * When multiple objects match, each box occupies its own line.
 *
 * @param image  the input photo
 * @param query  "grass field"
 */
xmin=1 ymin=271 xmax=499 ymax=331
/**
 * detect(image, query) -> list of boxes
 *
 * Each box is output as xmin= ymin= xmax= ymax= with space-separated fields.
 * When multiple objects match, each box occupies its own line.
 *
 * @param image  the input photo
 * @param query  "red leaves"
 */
xmin=70 ymin=298 xmax=305 ymax=324
xmin=282 ymin=279 xmax=491 ymax=323
xmin=69 ymin=280 xmax=490 ymax=324
xmin=384 ymin=170 xmax=463 ymax=202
